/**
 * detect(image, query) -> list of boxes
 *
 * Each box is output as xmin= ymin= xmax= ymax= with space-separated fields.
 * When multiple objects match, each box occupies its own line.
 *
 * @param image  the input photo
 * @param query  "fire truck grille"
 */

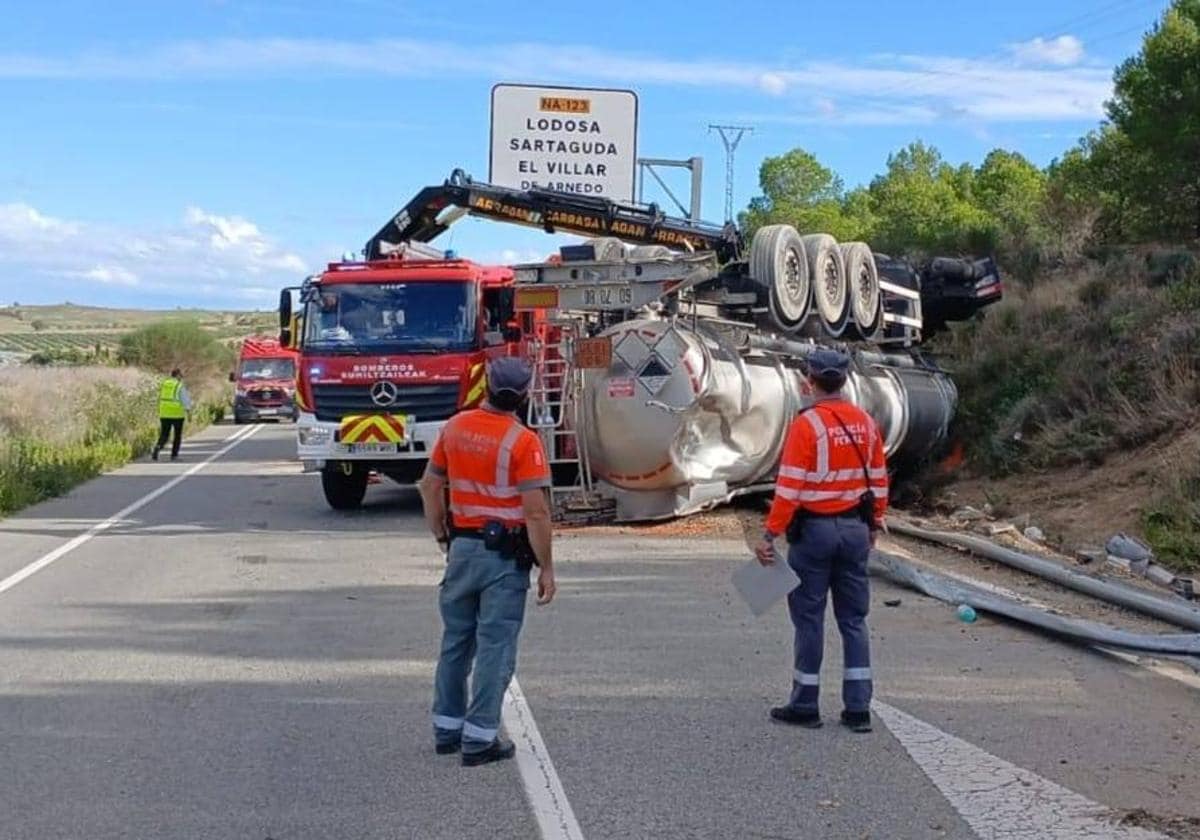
xmin=311 ymin=383 xmax=461 ymax=423
xmin=248 ymin=388 xmax=286 ymax=405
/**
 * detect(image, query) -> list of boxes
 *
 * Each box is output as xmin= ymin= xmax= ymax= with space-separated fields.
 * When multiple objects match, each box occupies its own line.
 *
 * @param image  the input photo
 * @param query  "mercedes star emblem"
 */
xmin=370 ymin=380 xmax=399 ymax=407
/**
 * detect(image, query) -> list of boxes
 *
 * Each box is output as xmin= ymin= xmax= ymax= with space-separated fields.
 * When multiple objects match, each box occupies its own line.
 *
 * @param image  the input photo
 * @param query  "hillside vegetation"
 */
xmin=741 ymin=1 xmax=1200 ymax=568
xmin=0 ymin=321 xmax=235 ymax=514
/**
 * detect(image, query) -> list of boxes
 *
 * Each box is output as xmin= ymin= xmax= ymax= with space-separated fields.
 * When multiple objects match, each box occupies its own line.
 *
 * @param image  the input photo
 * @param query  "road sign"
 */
xmin=490 ymin=83 xmax=638 ymax=202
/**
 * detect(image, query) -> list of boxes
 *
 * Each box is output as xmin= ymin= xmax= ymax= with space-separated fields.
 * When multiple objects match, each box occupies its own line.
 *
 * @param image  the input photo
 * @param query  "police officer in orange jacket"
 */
xmin=754 ymin=347 xmax=888 ymax=733
xmin=417 ymin=356 xmax=557 ymax=766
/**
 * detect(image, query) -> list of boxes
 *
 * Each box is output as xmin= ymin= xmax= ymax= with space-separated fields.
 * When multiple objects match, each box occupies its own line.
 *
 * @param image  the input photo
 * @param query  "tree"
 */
xmin=1107 ymin=0 xmax=1200 ymax=238
xmin=975 ymin=150 xmax=1046 ymax=242
xmin=866 ymin=141 xmax=996 ymax=255
xmin=740 ymin=148 xmax=868 ymax=241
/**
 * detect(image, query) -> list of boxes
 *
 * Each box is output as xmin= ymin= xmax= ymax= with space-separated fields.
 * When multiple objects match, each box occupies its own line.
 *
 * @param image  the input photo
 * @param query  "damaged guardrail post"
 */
xmin=888 ymin=521 xmax=1200 ymax=633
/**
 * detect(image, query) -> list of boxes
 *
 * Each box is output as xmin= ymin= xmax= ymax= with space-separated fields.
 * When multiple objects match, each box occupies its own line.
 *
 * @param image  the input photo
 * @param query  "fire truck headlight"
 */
xmin=299 ymin=426 xmax=332 ymax=446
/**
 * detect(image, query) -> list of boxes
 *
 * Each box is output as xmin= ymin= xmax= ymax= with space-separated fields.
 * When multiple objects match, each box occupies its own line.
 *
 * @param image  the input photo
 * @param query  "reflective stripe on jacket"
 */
xmin=158 ymin=378 xmax=187 ymax=420
xmin=765 ymin=397 xmax=889 ymax=535
xmin=428 ymin=407 xmax=552 ymax=529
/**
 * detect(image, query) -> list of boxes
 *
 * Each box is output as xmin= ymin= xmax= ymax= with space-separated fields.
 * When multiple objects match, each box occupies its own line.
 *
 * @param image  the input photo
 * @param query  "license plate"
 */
xmin=345 ymin=442 xmax=398 ymax=455
xmin=258 ymin=408 xmax=279 ymax=416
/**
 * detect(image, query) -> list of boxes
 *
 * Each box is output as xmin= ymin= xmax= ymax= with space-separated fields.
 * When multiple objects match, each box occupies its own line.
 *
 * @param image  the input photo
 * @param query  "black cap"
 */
xmin=486 ymin=356 xmax=533 ymax=395
xmin=805 ymin=348 xmax=850 ymax=384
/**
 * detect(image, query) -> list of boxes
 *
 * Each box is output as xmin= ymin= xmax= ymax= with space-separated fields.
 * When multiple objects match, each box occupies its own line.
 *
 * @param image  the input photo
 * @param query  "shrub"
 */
xmin=118 ymin=320 xmax=235 ymax=382
xmin=1142 ymin=454 xmax=1200 ymax=573
xmin=936 ymin=249 xmax=1199 ymax=474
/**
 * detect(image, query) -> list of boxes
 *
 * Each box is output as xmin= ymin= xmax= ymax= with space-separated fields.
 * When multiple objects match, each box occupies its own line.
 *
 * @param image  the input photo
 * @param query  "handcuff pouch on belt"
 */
xmin=482 ymin=520 xmax=538 ymax=571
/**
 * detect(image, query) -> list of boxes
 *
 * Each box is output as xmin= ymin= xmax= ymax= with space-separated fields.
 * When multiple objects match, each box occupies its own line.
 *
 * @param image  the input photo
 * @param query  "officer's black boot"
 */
xmin=151 ymin=446 xmax=160 ymax=461
xmin=770 ymin=706 xmax=823 ymax=728
xmin=462 ymin=738 xmax=517 ymax=767
xmin=840 ymin=710 xmax=872 ymax=733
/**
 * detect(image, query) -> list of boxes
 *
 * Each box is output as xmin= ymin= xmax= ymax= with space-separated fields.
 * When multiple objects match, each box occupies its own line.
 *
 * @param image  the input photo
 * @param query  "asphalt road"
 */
xmin=1 ymin=422 xmax=1197 ymax=840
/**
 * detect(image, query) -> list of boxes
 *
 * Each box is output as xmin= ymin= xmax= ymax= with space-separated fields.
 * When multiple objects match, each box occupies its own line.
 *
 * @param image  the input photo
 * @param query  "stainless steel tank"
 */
xmin=580 ymin=318 xmax=802 ymax=492
xmin=578 ymin=317 xmax=959 ymax=514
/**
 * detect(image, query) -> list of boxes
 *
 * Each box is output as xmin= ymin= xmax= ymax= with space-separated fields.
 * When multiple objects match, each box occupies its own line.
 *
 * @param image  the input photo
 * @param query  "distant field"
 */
xmin=0 ymin=303 xmax=274 ymax=330
xmin=0 ymin=304 xmax=276 ymax=354
xmin=0 ymin=331 xmax=128 ymax=353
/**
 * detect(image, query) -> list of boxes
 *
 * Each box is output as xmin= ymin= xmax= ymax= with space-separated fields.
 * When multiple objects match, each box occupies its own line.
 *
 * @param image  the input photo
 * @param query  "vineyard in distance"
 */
xmin=0 ymin=303 xmax=275 ymax=362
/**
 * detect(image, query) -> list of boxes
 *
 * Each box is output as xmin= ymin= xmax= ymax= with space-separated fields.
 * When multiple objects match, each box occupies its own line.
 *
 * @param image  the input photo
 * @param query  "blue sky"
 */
xmin=0 ymin=0 xmax=1170 ymax=309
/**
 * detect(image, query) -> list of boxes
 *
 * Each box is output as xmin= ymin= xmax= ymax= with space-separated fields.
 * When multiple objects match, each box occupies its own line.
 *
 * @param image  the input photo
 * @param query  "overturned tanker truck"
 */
xmin=364 ymin=169 xmax=1002 ymax=522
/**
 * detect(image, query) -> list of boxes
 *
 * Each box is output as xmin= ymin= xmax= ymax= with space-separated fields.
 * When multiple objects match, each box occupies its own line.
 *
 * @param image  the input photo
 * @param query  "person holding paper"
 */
xmin=753 ymin=348 xmax=889 ymax=734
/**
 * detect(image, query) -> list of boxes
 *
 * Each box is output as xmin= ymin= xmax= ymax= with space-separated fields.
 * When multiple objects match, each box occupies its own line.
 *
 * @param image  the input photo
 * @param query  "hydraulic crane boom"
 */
xmin=364 ymin=168 xmax=743 ymax=262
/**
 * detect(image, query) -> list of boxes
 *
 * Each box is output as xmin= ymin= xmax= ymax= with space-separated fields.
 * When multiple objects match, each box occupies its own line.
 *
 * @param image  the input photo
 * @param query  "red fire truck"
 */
xmin=231 ymin=336 xmax=299 ymax=424
xmin=280 ymin=246 xmax=532 ymax=510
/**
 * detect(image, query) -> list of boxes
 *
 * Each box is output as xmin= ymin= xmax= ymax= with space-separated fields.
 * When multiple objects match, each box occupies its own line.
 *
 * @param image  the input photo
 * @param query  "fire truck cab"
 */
xmin=281 ymin=251 xmax=525 ymax=510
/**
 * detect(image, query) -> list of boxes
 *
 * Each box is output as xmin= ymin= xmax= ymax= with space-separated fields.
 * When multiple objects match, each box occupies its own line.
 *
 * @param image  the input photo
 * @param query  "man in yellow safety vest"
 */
xmin=152 ymin=368 xmax=193 ymax=461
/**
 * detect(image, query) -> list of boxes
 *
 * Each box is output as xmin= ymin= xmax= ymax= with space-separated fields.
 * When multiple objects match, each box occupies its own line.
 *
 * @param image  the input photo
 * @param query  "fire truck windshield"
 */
xmin=302 ymin=281 xmax=476 ymax=353
xmin=239 ymin=358 xmax=296 ymax=380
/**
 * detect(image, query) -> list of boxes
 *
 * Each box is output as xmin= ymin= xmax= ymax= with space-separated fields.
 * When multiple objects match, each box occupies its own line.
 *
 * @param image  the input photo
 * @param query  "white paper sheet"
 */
xmin=731 ymin=555 xmax=800 ymax=617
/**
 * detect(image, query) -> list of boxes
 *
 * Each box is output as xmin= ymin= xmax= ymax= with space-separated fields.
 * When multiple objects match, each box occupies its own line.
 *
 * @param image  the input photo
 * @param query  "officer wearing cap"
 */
xmin=417 ymin=356 xmax=557 ymax=766
xmin=753 ymin=347 xmax=889 ymax=733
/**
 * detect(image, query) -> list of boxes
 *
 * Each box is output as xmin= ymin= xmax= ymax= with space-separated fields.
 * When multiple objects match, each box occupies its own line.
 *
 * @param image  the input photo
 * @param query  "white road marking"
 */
xmin=1095 ymin=648 xmax=1200 ymax=691
xmin=0 ymin=424 xmax=262 ymax=597
xmin=503 ymin=677 xmax=586 ymax=840
xmin=875 ymin=701 xmax=1165 ymax=839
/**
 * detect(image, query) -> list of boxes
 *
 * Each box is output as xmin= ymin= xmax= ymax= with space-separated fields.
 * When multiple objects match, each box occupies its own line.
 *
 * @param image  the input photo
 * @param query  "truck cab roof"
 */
xmin=317 ymin=258 xmax=513 ymax=288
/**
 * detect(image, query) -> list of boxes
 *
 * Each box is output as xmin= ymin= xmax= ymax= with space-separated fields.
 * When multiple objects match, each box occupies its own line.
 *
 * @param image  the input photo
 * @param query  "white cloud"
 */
xmin=0 ymin=36 xmax=1111 ymax=123
xmin=0 ymin=202 xmax=308 ymax=303
xmin=1009 ymin=35 xmax=1085 ymax=67
xmin=494 ymin=247 xmax=554 ymax=264
xmin=758 ymin=72 xmax=788 ymax=96
xmin=80 ymin=265 xmax=140 ymax=286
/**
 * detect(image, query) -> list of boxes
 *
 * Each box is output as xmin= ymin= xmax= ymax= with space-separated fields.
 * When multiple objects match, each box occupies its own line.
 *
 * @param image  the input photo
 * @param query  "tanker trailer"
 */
xmin=576 ymin=316 xmax=959 ymax=522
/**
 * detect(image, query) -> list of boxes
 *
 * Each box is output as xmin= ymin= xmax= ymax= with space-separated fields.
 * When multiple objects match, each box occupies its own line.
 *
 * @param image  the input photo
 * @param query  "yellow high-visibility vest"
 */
xmin=158 ymin=378 xmax=186 ymax=419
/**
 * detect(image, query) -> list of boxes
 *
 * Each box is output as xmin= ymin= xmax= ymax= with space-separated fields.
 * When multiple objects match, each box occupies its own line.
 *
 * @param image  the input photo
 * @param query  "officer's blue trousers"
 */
xmin=785 ymin=515 xmax=873 ymax=714
xmin=432 ymin=537 xmax=530 ymax=754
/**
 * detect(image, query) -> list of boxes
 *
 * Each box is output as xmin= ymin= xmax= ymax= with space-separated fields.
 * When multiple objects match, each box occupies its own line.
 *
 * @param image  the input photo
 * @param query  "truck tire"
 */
xmin=321 ymin=463 xmax=368 ymax=510
xmin=840 ymin=242 xmax=883 ymax=340
xmin=802 ymin=234 xmax=849 ymax=337
xmin=750 ymin=224 xmax=810 ymax=333
xmin=584 ymin=237 xmax=626 ymax=261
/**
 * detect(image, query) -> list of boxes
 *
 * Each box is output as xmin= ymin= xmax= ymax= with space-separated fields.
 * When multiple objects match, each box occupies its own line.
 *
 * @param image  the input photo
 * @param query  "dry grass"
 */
xmin=0 ymin=367 xmax=155 ymax=444
xmin=0 ymin=365 xmax=231 ymax=514
xmin=938 ymin=247 xmax=1200 ymax=473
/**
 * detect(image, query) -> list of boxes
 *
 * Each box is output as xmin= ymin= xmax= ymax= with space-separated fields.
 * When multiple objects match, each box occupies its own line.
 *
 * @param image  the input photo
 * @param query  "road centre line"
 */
xmin=503 ymin=677 xmax=586 ymax=840
xmin=0 ymin=423 xmax=263 ymax=597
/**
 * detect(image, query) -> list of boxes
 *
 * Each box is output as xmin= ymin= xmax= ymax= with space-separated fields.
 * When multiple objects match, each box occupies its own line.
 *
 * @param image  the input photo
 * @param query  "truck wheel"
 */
xmin=584 ymin=237 xmax=626 ymax=261
xmin=840 ymin=242 xmax=883 ymax=340
xmin=750 ymin=224 xmax=810 ymax=332
xmin=802 ymin=234 xmax=849 ymax=337
xmin=321 ymin=463 xmax=368 ymax=510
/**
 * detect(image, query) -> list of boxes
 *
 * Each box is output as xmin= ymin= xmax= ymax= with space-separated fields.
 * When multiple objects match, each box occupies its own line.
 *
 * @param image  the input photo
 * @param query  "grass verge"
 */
xmin=0 ymin=367 xmax=228 ymax=515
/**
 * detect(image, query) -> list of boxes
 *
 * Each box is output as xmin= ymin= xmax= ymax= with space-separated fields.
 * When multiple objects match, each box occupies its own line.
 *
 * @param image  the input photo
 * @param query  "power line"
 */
xmin=861 ymin=0 xmax=1162 ymax=104
xmin=708 ymin=125 xmax=753 ymax=223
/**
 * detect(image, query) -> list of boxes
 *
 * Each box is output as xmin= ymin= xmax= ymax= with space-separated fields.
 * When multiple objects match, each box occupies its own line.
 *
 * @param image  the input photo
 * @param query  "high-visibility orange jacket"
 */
xmin=765 ymin=397 xmax=889 ymax=536
xmin=429 ymin=407 xmax=552 ymax=529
